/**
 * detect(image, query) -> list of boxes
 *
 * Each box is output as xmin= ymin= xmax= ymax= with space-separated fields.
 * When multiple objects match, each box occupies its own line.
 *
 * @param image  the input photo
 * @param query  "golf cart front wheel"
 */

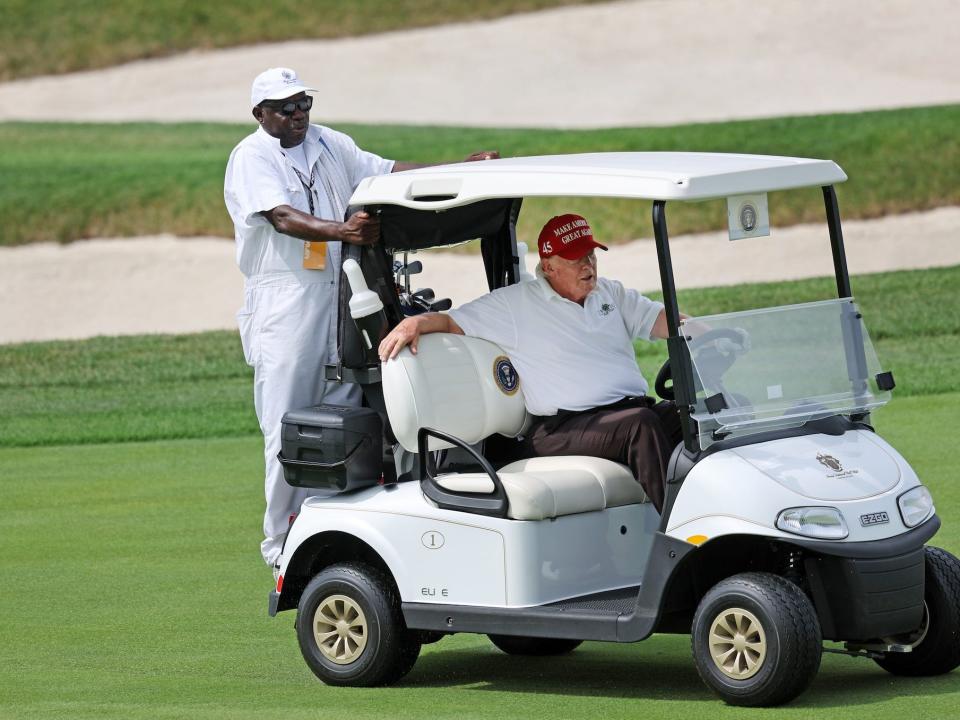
xmin=874 ymin=546 xmax=960 ymax=676
xmin=692 ymin=572 xmax=822 ymax=707
xmin=488 ymin=634 xmax=582 ymax=656
xmin=295 ymin=562 xmax=421 ymax=686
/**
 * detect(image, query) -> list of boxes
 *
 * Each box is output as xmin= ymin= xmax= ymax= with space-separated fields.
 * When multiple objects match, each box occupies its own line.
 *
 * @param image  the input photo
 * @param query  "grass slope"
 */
xmin=1 ymin=104 xmax=959 ymax=246
xmin=1 ymin=265 xmax=956 ymax=449
xmin=0 ymin=0 xmax=603 ymax=81
xmin=0 ymin=396 xmax=957 ymax=720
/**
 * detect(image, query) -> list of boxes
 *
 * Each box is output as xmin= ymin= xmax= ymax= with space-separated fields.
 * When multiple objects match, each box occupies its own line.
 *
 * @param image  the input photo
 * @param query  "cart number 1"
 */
xmin=421 ymin=531 xmax=446 ymax=549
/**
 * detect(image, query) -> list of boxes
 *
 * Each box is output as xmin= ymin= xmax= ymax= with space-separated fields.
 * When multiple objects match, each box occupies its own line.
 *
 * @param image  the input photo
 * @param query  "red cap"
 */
xmin=537 ymin=214 xmax=608 ymax=260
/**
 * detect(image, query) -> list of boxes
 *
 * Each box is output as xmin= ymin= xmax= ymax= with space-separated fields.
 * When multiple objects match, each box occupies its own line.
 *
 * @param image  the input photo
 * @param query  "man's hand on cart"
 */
xmin=339 ymin=211 xmax=380 ymax=246
xmin=714 ymin=328 xmax=751 ymax=357
xmin=378 ymin=313 xmax=464 ymax=362
xmin=464 ymin=150 xmax=500 ymax=162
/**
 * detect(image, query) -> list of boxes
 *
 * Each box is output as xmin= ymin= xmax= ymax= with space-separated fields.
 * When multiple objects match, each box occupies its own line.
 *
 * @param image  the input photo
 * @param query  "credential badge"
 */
xmin=493 ymin=356 xmax=520 ymax=395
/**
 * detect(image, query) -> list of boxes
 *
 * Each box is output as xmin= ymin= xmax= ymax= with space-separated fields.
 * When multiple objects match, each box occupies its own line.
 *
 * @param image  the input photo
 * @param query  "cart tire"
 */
xmin=691 ymin=572 xmax=822 ymax=707
xmin=488 ymin=634 xmax=583 ymax=656
xmin=875 ymin=546 xmax=960 ymax=677
xmin=296 ymin=562 xmax=421 ymax=686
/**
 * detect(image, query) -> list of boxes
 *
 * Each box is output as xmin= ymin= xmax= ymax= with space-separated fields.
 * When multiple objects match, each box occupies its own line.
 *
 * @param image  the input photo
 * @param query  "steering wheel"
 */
xmin=654 ymin=328 xmax=747 ymax=401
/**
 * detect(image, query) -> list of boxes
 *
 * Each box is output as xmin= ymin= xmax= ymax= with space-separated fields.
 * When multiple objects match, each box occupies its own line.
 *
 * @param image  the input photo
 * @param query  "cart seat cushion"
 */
xmin=435 ymin=456 xmax=646 ymax=520
xmin=383 ymin=333 xmax=528 ymax=452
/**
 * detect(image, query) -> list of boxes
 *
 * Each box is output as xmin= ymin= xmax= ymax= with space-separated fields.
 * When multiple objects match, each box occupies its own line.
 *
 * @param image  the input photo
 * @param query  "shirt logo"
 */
xmin=599 ymin=302 xmax=615 ymax=316
xmin=493 ymin=356 xmax=520 ymax=395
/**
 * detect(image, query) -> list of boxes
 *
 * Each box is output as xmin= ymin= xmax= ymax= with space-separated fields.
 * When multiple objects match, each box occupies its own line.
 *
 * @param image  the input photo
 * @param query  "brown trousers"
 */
xmin=522 ymin=397 xmax=683 ymax=513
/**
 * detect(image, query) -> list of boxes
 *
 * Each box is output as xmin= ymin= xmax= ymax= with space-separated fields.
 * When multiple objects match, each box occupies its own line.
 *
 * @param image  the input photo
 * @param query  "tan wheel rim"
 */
xmin=708 ymin=607 xmax=767 ymax=680
xmin=313 ymin=594 xmax=368 ymax=665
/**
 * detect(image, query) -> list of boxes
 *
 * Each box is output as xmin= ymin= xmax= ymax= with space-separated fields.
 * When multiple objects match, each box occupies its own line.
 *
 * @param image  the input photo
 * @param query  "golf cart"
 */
xmin=269 ymin=153 xmax=960 ymax=706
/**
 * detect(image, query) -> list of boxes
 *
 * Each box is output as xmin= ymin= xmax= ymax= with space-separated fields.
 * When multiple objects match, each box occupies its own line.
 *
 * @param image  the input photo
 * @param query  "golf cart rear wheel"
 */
xmin=692 ymin=572 xmax=822 ymax=707
xmin=875 ymin=546 xmax=960 ymax=676
xmin=296 ymin=562 xmax=421 ymax=686
xmin=488 ymin=634 xmax=582 ymax=656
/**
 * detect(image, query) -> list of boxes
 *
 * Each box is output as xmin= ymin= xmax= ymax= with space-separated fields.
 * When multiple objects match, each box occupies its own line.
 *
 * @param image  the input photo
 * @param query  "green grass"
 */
xmin=0 ymin=332 xmax=259 ymax=447
xmin=1 ymin=104 xmax=959 ymax=246
xmin=0 ymin=397 xmax=957 ymax=720
xmin=3 ymin=265 xmax=955 ymax=449
xmin=0 ymin=266 xmax=957 ymax=717
xmin=0 ymin=0 xmax=603 ymax=81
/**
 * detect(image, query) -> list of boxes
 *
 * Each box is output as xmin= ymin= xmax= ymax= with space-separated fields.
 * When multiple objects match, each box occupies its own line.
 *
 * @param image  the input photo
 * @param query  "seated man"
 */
xmin=378 ymin=214 xmax=684 ymax=512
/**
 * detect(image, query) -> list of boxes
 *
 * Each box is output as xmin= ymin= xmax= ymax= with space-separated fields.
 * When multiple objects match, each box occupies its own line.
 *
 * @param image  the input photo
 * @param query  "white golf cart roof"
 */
xmin=350 ymin=152 xmax=847 ymax=211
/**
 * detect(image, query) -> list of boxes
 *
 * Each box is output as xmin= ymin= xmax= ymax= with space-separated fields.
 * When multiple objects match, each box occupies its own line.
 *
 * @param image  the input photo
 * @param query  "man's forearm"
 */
xmin=392 ymin=161 xmax=429 ymax=173
xmin=413 ymin=312 xmax=461 ymax=335
xmin=263 ymin=205 xmax=344 ymax=242
xmin=651 ymin=309 xmax=690 ymax=340
xmin=392 ymin=151 xmax=499 ymax=174
xmin=378 ymin=312 xmax=463 ymax=360
xmin=392 ymin=161 xmax=458 ymax=173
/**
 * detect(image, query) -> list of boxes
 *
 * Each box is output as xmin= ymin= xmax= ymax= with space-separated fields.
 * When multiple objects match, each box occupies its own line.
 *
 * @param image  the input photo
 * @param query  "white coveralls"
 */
xmin=224 ymin=124 xmax=394 ymax=566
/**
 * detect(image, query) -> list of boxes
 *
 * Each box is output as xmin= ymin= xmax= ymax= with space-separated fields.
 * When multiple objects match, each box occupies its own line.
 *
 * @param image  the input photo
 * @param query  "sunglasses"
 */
xmin=262 ymin=96 xmax=313 ymax=115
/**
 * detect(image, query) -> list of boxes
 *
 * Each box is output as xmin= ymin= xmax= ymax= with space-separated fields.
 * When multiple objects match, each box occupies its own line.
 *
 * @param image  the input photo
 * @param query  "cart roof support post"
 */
xmin=652 ymin=200 xmax=697 ymax=453
xmin=823 ymin=185 xmax=852 ymax=299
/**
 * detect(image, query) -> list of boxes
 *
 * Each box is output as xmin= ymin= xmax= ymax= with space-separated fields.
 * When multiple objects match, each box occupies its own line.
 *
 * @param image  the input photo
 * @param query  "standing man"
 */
xmin=224 ymin=67 xmax=497 ymax=572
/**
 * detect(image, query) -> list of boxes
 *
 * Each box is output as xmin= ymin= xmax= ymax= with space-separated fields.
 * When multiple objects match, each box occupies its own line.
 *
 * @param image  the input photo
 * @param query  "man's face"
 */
xmin=252 ymin=91 xmax=311 ymax=148
xmin=541 ymin=250 xmax=598 ymax=304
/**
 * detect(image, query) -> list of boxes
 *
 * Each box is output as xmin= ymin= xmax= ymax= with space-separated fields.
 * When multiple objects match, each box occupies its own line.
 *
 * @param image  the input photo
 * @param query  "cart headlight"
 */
xmin=898 ymin=486 xmax=934 ymax=528
xmin=776 ymin=507 xmax=848 ymax=539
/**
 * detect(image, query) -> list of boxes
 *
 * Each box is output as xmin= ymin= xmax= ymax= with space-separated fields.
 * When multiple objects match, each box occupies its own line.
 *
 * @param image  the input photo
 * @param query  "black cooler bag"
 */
xmin=278 ymin=404 xmax=383 ymax=491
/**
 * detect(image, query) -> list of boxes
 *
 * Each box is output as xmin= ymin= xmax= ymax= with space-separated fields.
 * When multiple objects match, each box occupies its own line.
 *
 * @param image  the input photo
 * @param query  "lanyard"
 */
xmin=286 ymin=134 xmax=333 ymax=217
xmin=290 ymin=164 xmax=317 ymax=215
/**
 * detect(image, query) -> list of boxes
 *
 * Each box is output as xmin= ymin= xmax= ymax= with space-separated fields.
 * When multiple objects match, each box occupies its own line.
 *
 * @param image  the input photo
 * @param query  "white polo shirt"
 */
xmin=223 ymin=124 xmax=394 ymax=283
xmin=449 ymin=269 xmax=665 ymax=416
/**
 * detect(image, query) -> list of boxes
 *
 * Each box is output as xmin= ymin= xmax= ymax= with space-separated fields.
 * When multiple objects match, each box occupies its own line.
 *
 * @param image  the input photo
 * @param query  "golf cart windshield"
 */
xmin=682 ymin=298 xmax=891 ymax=448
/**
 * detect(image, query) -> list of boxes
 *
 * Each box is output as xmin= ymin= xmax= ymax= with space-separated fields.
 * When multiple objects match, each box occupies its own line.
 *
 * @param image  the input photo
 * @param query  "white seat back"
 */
xmin=382 ymin=333 xmax=527 ymax=452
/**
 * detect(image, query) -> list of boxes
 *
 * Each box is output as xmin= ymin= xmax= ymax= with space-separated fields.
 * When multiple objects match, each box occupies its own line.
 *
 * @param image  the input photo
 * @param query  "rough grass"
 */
xmin=1 ymin=104 xmax=958 ymax=246
xmin=1 ymin=265 xmax=956 ymax=449
xmin=0 ymin=0 xmax=604 ymax=81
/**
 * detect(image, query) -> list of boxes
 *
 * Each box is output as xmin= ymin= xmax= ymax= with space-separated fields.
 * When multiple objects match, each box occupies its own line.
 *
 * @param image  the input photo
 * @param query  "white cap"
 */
xmin=250 ymin=67 xmax=316 ymax=108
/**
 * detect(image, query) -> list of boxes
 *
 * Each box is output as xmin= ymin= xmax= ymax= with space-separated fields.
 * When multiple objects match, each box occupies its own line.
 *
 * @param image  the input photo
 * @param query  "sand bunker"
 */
xmin=1 ymin=0 xmax=958 ymax=128
xmin=2 ymin=207 xmax=958 ymax=345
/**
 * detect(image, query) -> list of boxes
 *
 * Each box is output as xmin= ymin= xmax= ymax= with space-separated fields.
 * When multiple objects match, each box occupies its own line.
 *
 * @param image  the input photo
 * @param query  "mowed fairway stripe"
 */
xmin=0 ymin=400 xmax=958 ymax=719
xmin=2 ymin=105 xmax=959 ymax=247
